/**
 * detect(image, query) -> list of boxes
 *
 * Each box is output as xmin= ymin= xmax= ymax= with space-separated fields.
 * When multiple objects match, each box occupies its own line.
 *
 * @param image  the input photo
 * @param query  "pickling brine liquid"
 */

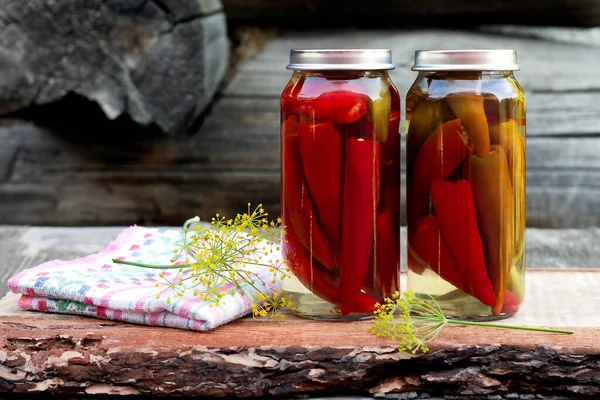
xmin=406 ymin=71 xmax=526 ymax=320
xmin=281 ymin=69 xmax=401 ymax=320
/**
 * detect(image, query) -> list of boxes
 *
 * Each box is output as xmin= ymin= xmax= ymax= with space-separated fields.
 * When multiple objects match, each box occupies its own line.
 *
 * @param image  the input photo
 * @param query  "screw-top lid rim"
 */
xmin=412 ymin=49 xmax=519 ymax=71
xmin=287 ymin=49 xmax=395 ymax=71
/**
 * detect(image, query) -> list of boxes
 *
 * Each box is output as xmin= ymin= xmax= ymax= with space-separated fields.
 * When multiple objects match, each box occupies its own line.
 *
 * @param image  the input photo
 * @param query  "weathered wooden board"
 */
xmin=483 ymin=25 xmax=600 ymax=47
xmin=2 ymin=121 xmax=600 ymax=227
xmin=228 ymin=29 xmax=600 ymax=94
xmin=223 ymin=0 xmax=600 ymax=27
xmin=2 ymin=226 xmax=600 ymax=300
xmin=0 ymin=270 xmax=598 ymax=397
xmin=0 ymin=30 xmax=599 ymax=226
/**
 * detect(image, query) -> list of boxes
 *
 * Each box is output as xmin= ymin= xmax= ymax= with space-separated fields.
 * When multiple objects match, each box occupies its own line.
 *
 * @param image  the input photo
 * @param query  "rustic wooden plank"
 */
xmin=220 ymin=89 xmax=600 ymax=137
xmin=2 ymin=119 xmax=600 ymax=227
xmin=227 ymin=30 xmax=600 ymax=95
xmin=6 ymin=269 xmax=596 ymax=326
xmin=0 ymin=270 xmax=598 ymax=397
xmin=230 ymin=62 xmax=600 ymax=98
xmin=2 ymin=29 xmax=600 ymax=226
xmin=222 ymin=0 xmax=600 ymax=27
xmin=0 ymin=227 xmax=124 ymax=300
xmin=0 ymin=396 xmax=399 ymax=400
xmin=0 ymin=120 xmax=281 ymax=226
xmin=2 ymin=226 xmax=600 ymax=300
xmin=11 ymin=103 xmax=600 ymax=171
xmin=0 ymin=179 xmax=280 ymax=226
xmin=483 ymin=25 xmax=600 ymax=47
xmin=0 ymin=227 xmax=29 ymax=300
xmin=0 ymin=397 xmax=440 ymax=400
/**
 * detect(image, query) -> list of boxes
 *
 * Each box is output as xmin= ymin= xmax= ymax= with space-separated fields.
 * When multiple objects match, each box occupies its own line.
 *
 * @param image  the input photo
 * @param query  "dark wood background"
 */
xmin=0 ymin=1 xmax=599 ymax=227
xmin=223 ymin=0 xmax=600 ymax=27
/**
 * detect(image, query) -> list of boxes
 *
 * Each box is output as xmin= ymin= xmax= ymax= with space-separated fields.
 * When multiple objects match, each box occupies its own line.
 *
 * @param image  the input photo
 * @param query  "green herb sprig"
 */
xmin=112 ymin=204 xmax=293 ymax=315
xmin=370 ymin=291 xmax=573 ymax=354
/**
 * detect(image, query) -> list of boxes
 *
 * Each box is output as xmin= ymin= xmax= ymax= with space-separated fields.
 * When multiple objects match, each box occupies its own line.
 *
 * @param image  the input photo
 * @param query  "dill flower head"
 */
xmin=251 ymin=291 xmax=295 ymax=320
xmin=113 ymin=204 xmax=292 ymax=318
xmin=370 ymin=290 xmax=573 ymax=354
xmin=370 ymin=290 xmax=446 ymax=354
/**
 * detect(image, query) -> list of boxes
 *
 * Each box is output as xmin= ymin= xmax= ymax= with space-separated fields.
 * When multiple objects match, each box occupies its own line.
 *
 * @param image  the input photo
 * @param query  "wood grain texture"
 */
xmin=1 ymin=29 xmax=600 ymax=226
xmin=1 ymin=320 xmax=595 ymax=397
xmin=1 ymin=122 xmax=600 ymax=227
xmin=0 ymin=0 xmax=228 ymax=134
xmin=222 ymin=0 xmax=600 ymax=27
xmin=0 ymin=270 xmax=599 ymax=397
xmin=227 ymin=29 xmax=600 ymax=95
xmin=2 ymin=226 xmax=600 ymax=299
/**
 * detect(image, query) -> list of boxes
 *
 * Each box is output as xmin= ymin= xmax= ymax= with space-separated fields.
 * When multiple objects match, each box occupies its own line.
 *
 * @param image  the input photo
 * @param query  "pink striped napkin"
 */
xmin=7 ymin=226 xmax=281 ymax=330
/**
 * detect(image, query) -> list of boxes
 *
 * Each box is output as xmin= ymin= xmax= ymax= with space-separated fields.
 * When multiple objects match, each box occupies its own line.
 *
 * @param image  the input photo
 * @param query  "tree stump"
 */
xmin=0 ymin=0 xmax=229 ymax=134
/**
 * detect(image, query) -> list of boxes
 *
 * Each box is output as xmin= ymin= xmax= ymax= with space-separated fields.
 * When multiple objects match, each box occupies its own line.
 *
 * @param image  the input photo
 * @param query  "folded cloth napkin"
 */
xmin=7 ymin=226 xmax=281 ymax=331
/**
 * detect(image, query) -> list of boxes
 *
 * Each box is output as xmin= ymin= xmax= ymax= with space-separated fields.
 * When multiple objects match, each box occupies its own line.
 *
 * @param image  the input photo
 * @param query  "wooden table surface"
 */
xmin=0 ymin=227 xmax=599 ymax=398
xmin=2 ymin=226 xmax=600 ymax=299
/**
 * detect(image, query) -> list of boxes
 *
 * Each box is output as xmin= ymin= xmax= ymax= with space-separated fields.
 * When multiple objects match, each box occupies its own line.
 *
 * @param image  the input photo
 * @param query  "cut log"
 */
xmin=223 ymin=0 xmax=600 ymax=27
xmin=0 ymin=270 xmax=598 ymax=397
xmin=0 ymin=0 xmax=229 ymax=134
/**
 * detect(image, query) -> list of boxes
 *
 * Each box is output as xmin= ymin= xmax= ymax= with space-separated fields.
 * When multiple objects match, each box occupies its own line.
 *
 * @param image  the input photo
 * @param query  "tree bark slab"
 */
xmin=0 ymin=270 xmax=598 ymax=397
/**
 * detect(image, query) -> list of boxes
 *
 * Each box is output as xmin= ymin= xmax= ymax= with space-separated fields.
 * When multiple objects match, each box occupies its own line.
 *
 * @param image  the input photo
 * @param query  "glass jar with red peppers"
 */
xmin=280 ymin=49 xmax=401 ymax=320
xmin=406 ymin=50 xmax=526 ymax=320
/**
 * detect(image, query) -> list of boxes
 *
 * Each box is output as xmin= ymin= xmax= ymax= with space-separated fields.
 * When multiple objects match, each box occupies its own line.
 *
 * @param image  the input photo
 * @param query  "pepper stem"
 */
xmin=446 ymin=319 xmax=573 ymax=334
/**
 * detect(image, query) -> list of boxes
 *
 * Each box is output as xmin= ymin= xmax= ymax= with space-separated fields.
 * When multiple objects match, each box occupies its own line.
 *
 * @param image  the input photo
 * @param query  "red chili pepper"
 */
xmin=501 ymin=289 xmax=520 ymax=314
xmin=408 ymin=215 xmax=469 ymax=295
xmin=430 ymin=180 xmax=495 ymax=307
xmin=283 ymin=80 xmax=367 ymax=120
xmin=283 ymin=222 xmax=377 ymax=313
xmin=313 ymin=90 xmax=368 ymax=124
xmin=335 ymin=114 xmax=374 ymax=158
xmin=282 ymin=76 xmax=336 ymax=116
xmin=374 ymin=208 xmax=400 ymax=298
xmin=282 ymin=119 xmax=336 ymax=271
xmin=362 ymin=257 xmax=377 ymax=299
xmin=351 ymin=114 xmax=375 ymax=140
xmin=409 ymin=217 xmax=519 ymax=312
xmin=407 ymin=250 xmax=426 ymax=275
xmin=297 ymin=121 xmax=343 ymax=251
xmin=281 ymin=75 xmax=306 ymax=116
xmin=407 ymin=119 xmax=473 ymax=227
xmin=281 ymin=114 xmax=298 ymax=137
xmin=339 ymin=138 xmax=382 ymax=314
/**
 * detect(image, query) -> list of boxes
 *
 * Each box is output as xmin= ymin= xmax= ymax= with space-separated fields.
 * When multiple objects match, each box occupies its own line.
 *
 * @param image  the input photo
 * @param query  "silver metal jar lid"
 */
xmin=412 ymin=50 xmax=519 ymax=71
xmin=287 ymin=49 xmax=395 ymax=71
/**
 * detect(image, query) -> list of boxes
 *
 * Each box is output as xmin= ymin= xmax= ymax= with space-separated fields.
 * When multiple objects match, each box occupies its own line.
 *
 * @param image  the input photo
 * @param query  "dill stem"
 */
xmin=446 ymin=319 xmax=573 ymax=334
xmin=112 ymin=259 xmax=190 ymax=269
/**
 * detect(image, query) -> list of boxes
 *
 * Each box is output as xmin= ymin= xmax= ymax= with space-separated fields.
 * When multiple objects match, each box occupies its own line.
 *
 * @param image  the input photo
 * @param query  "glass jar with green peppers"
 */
xmin=281 ymin=49 xmax=401 ymax=320
xmin=406 ymin=50 xmax=526 ymax=320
